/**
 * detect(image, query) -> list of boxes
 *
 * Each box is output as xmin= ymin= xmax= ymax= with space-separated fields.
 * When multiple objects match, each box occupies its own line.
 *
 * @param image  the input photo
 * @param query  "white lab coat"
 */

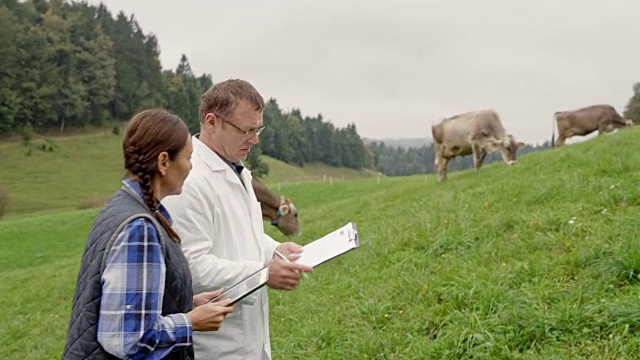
xmin=162 ymin=135 xmax=280 ymax=360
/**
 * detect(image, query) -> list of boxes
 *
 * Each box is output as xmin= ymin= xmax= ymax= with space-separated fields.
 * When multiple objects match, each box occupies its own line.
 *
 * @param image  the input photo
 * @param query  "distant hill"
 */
xmin=0 ymin=131 xmax=375 ymax=217
xmin=362 ymin=137 xmax=431 ymax=149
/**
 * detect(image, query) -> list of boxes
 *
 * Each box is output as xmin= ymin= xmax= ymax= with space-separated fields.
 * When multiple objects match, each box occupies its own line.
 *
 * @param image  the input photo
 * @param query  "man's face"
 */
xmin=212 ymin=100 xmax=263 ymax=163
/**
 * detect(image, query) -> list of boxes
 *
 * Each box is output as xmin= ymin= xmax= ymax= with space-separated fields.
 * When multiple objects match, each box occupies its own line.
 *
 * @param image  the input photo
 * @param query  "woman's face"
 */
xmin=160 ymin=134 xmax=193 ymax=198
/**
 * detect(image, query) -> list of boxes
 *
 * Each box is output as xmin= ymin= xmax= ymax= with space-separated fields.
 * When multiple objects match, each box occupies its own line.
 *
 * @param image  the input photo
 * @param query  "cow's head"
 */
xmin=488 ymin=135 xmax=525 ymax=165
xmin=271 ymin=196 xmax=300 ymax=236
xmin=252 ymin=176 xmax=302 ymax=237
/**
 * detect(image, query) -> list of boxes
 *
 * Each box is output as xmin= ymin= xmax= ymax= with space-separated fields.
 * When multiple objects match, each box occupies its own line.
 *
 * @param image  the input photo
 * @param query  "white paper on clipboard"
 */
xmin=295 ymin=222 xmax=359 ymax=268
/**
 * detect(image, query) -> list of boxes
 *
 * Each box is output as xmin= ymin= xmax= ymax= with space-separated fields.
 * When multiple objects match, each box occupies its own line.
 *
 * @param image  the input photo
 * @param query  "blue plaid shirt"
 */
xmin=97 ymin=179 xmax=192 ymax=359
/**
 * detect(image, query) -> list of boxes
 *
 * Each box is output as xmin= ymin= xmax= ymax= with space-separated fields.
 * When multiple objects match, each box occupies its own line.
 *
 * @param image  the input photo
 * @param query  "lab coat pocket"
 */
xmin=226 ymin=303 xmax=244 ymax=318
xmin=227 ymin=291 xmax=260 ymax=318
xmin=235 ymin=291 xmax=259 ymax=306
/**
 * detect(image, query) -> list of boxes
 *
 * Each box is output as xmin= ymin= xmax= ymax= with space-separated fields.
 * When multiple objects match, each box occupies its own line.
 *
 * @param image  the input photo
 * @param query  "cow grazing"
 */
xmin=552 ymin=104 xmax=633 ymax=147
xmin=252 ymin=176 xmax=301 ymax=236
xmin=431 ymin=109 xmax=524 ymax=182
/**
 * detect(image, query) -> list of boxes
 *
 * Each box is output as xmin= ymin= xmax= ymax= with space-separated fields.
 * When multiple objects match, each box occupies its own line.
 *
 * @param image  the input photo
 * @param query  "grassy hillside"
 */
xmin=0 ymin=127 xmax=639 ymax=359
xmin=0 ymin=132 xmax=125 ymax=216
xmin=261 ymin=156 xmax=377 ymax=184
xmin=0 ymin=131 xmax=374 ymax=217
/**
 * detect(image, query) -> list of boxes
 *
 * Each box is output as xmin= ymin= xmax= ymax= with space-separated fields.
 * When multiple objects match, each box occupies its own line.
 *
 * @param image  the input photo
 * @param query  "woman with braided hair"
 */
xmin=63 ymin=109 xmax=234 ymax=360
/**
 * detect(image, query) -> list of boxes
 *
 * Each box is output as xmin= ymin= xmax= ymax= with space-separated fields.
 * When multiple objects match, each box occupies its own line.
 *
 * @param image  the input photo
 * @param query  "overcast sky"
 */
xmin=87 ymin=0 xmax=640 ymax=145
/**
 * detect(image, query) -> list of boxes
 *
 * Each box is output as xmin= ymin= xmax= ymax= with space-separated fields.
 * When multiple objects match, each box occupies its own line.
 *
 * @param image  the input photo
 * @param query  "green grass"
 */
xmin=0 ymin=132 xmax=374 ymax=217
xmin=261 ymin=156 xmax=377 ymax=184
xmin=1 ymin=127 xmax=639 ymax=359
xmin=0 ymin=208 xmax=97 ymax=359
xmin=0 ymin=131 xmax=125 ymax=216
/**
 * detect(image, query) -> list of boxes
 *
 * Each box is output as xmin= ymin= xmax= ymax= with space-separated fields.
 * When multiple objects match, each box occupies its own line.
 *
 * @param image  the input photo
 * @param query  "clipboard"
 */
xmin=295 ymin=222 xmax=359 ymax=268
xmin=209 ymin=266 xmax=269 ymax=305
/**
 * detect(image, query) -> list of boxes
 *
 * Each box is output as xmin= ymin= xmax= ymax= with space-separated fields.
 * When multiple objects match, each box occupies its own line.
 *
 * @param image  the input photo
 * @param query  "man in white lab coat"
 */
xmin=162 ymin=79 xmax=313 ymax=360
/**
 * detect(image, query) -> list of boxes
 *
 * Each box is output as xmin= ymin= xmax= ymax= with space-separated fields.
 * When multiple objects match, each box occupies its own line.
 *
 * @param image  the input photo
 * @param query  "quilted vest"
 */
xmin=62 ymin=186 xmax=194 ymax=359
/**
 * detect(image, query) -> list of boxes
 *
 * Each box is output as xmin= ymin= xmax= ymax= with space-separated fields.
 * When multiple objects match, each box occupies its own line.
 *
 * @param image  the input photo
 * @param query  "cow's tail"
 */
xmin=551 ymin=112 xmax=558 ymax=148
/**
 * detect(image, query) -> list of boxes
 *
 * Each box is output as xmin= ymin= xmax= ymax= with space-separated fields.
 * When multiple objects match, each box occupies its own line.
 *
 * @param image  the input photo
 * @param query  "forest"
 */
xmin=1 ymin=0 xmax=639 ymax=177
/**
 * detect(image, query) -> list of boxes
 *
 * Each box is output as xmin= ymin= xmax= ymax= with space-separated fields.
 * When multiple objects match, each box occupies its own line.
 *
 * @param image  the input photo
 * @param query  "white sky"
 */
xmin=86 ymin=0 xmax=640 ymax=145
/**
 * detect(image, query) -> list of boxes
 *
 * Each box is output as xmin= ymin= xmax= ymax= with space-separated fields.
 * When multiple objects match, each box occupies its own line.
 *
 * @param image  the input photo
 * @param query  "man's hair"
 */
xmin=199 ymin=79 xmax=265 ymax=123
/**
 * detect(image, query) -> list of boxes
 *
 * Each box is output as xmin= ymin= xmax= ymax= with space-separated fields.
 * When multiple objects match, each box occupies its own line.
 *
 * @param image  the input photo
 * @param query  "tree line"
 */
xmin=0 ymin=0 xmax=212 ymax=134
xmin=0 ymin=0 xmax=372 ymax=176
xmin=366 ymin=141 xmax=554 ymax=177
xmin=623 ymin=82 xmax=640 ymax=124
xmin=2 ymin=0 xmax=639 ymax=179
xmin=252 ymin=99 xmax=372 ymax=171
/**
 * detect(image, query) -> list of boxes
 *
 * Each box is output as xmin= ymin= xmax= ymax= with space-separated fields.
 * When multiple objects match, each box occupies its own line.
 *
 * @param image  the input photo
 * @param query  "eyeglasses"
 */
xmin=211 ymin=113 xmax=265 ymax=138
xmin=224 ymin=120 xmax=265 ymax=137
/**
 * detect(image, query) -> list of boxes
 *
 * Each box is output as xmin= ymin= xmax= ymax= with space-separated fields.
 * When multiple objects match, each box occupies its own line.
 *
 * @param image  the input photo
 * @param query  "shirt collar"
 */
xmin=122 ymin=178 xmax=172 ymax=222
xmin=194 ymin=134 xmax=245 ymax=176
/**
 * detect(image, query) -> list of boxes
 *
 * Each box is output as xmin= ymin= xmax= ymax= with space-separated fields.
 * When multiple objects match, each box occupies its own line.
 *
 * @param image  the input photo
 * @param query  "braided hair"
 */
xmin=123 ymin=109 xmax=189 ymax=243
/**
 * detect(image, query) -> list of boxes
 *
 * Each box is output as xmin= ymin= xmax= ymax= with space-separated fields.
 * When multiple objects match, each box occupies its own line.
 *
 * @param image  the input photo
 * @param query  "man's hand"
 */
xmin=266 ymin=258 xmax=312 ymax=290
xmin=273 ymin=242 xmax=304 ymax=260
xmin=267 ymin=242 xmax=312 ymax=290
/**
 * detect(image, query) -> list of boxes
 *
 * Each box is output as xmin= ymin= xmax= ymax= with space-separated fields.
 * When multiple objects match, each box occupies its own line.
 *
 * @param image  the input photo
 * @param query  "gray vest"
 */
xmin=62 ymin=186 xmax=194 ymax=360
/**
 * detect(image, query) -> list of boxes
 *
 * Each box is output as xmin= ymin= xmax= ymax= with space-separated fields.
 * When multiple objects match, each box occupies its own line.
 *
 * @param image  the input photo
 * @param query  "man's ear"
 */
xmin=205 ymin=112 xmax=217 ymax=127
xmin=157 ymin=151 xmax=170 ymax=176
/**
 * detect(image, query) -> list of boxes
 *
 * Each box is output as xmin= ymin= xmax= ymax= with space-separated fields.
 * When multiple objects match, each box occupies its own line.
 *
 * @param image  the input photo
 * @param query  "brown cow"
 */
xmin=431 ymin=109 xmax=524 ymax=182
xmin=252 ymin=176 xmax=301 ymax=236
xmin=552 ymin=104 xmax=633 ymax=147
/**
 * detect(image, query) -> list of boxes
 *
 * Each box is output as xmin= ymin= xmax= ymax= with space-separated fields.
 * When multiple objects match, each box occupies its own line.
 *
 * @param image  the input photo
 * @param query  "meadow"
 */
xmin=0 ymin=127 xmax=639 ymax=359
xmin=0 ymin=130 xmax=375 ymax=218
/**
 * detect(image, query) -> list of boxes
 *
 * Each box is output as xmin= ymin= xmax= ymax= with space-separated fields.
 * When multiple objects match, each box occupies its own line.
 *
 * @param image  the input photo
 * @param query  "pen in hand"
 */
xmin=273 ymin=249 xmax=309 ymax=280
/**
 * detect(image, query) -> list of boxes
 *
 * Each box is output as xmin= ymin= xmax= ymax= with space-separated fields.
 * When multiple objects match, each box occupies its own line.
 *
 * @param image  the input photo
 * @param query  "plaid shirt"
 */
xmin=97 ymin=179 xmax=192 ymax=359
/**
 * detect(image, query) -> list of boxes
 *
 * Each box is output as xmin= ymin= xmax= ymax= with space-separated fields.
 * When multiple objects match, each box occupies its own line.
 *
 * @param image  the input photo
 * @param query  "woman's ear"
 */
xmin=157 ymin=151 xmax=170 ymax=176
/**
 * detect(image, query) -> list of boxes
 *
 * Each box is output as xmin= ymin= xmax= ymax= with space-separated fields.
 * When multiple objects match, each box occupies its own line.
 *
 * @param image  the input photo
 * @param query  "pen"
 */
xmin=274 ymin=249 xmax=309 ymax=279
